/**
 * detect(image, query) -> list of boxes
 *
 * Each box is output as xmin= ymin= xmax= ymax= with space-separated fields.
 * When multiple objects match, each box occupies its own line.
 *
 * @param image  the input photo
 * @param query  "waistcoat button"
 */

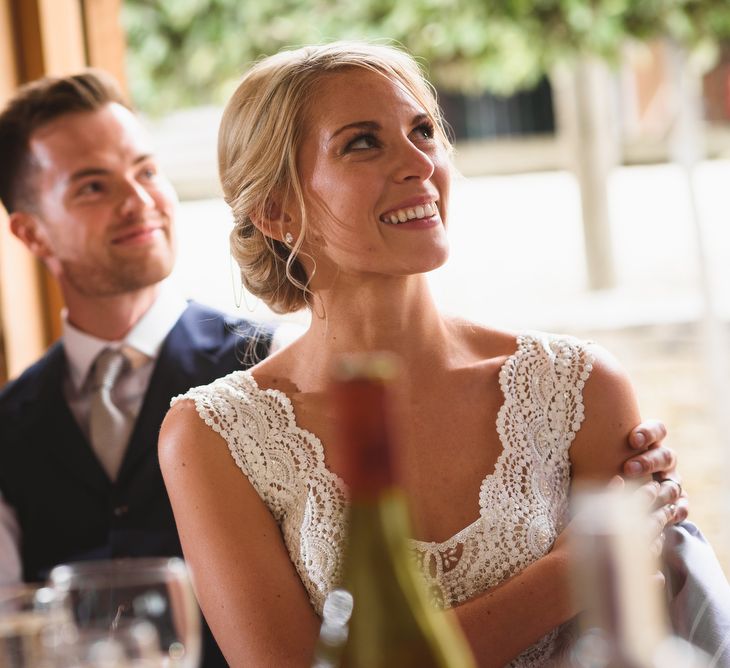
xmin=113 ymin=505 xmax=128 ymax=517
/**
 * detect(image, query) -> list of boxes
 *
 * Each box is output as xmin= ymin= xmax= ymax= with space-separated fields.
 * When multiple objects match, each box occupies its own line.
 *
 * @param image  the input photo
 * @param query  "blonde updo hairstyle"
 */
xmin=219 ymin=41 xmax=451 ymax=314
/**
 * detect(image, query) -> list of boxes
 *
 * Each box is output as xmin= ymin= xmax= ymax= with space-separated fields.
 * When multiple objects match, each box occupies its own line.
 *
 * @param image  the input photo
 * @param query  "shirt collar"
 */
xmin=63 ymin=284 xmax=188 ymax=392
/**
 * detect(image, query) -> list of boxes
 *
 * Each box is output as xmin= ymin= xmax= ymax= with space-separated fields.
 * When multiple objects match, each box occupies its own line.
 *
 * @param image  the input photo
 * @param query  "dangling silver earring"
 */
xmin=284 ymin=232 xmax=294 ymax=245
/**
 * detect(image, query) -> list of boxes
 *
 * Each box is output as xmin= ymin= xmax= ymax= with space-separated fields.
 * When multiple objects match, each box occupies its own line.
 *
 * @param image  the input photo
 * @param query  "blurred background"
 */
xmin=1 ymin=0 xmax=729 ymax=574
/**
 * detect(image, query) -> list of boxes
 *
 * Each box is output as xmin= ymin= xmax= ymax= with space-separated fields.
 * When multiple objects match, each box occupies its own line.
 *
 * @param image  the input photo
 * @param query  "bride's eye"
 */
xmin=344 ymin=133 xmax=380 ymax=152
xmin=412 ymin=121 xmax=435 ymax=141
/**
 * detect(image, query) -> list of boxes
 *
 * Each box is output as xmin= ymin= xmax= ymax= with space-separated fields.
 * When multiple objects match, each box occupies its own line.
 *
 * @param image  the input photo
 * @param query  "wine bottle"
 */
xmin=313 ymin=352 xmax=476 ymax=668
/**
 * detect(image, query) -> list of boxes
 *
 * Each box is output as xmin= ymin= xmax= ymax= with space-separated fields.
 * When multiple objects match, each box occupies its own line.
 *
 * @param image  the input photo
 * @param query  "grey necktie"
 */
xmin=89 ymin=348 xmax=132 ymax=480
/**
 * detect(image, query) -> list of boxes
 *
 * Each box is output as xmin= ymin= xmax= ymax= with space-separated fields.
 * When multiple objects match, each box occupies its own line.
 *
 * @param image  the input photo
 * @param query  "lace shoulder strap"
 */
xmin=171 ymin=370 xmax=303 ymax=519
xmin=172 ymin=371 xmax=348 ymax=613
xmin=499 ymin=332 xmax=595 ymax=459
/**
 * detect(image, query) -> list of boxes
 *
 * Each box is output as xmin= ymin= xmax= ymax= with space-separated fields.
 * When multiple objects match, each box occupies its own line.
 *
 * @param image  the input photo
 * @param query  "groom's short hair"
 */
xmin=0 ymin=69 xmax=128 ymax=213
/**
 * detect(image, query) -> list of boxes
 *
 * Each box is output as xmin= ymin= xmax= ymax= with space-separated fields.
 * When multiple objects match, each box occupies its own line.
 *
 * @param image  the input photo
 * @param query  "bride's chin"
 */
xmin=403 ymin=251 xmax=450 ymax=276
xmin=423 ymin=243 xmax=450 ymax=273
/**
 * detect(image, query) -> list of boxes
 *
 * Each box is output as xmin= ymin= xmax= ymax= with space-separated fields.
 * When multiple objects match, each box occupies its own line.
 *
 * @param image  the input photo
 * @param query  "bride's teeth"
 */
xmin=381 ymin=201 xmax=438 ymax=224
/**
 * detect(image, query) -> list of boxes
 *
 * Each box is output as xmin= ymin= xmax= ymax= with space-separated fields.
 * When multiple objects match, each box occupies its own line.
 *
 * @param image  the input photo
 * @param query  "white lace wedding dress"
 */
xmin=173 ymin=332 xmax=594 ymax=667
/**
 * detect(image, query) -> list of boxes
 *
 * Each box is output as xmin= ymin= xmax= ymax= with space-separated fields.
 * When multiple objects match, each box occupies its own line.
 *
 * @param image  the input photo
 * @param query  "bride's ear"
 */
xmin=250 ymin=196 xmax=296 ymax=243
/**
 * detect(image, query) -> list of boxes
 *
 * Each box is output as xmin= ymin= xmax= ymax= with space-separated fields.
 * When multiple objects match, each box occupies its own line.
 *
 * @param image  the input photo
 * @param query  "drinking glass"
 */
xmin=0 ymin=585 xmax=76 ymax=667
xmin=48 ymin=557 xmax=201 ymax=668
xmin=65 ymin=618 xmax=163 ymax=667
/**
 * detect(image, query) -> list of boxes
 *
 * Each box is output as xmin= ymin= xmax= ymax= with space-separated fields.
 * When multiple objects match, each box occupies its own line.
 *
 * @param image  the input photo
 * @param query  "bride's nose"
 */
xmin=391 ymin=138 xmax=435 ymax=183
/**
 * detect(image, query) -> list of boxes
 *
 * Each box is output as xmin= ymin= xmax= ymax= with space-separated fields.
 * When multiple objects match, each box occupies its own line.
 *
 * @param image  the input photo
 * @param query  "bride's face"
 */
xmin=291 ymin=67 xmax=451 ymax=283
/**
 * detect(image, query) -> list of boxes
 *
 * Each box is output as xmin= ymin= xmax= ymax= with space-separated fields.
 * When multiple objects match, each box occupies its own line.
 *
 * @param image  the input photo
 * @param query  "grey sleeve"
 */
xmin=664 ymin=521 xmax=730 ymax=667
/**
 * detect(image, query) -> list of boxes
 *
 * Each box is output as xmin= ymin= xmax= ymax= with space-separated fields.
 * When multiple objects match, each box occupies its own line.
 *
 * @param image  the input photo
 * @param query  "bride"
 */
xmin=160 ymin=42 xmax=685 ymax=667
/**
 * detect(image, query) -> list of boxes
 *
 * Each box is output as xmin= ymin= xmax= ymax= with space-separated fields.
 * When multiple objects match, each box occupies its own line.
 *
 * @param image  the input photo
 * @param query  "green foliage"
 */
xmin=122 ymin=0 xmax=730 ymax=114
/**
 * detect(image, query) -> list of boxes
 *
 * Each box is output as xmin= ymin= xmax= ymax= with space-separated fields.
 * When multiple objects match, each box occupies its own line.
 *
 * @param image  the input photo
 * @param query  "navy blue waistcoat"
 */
xmin=0 ymin=302 xmax=271 ymax=667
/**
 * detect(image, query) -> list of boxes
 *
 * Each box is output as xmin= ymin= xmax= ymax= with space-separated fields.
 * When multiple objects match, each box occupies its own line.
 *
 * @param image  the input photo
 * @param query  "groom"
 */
xmin=0 ymin=69 xmax=682 ymax=664
xmin=0 ymin=70 xmax=271 ymax=666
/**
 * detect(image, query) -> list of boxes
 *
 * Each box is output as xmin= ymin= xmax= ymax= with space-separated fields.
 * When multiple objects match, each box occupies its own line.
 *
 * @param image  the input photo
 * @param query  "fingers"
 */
xmin=673 ymin=492 xmax=690 ymax=523
xmin=651 ymin=532 xmax=666 ymax=557
xmin=607 ymin=475 xmax=625 ymax=491
xmin=634 ymin=479 xmax=661 ymax=509
xmin=646 ymin=477 xmax=687 ymax=525
xmin=655 ymin=477 xmax=682 ymax=509
xmin=625 ymin=419 xmax=675 ymax=478
xmin=648 ymin=502 xmax=675 ymax=542
xmin=616 ymin=477 xmax=687 ymax=529
xmin=623 ymin=444 xmax=677 ymax=478
xmin=633 ymin=479 xmax=676 ymax=545
xmin=628 ymin=419 xmax=667 ymax=450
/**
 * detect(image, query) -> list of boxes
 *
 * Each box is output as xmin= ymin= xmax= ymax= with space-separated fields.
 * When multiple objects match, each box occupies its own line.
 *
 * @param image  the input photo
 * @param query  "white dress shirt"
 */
xmin=0 ymin=287 xmax=187 ymax=585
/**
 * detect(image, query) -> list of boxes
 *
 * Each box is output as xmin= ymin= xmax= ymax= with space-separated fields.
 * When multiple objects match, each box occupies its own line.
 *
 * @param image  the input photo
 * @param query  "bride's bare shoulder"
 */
xmin=158 ymin=396 xmax=227 ymax=469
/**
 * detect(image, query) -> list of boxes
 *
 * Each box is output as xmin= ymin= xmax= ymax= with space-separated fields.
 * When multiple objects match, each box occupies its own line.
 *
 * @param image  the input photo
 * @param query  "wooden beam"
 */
xmin=81 ymin=0 xmax=128 ymax=93
xmin=0 ymin=0 xmax=19 ymax=102
xmin=0 ymin=210 xmax=49 ymax=379
xmin=14 ymin=0 xmax=86 ymax=80
xmin=0 ymin=0 xmax=128 ymax=380
xmin=0 ymin=0 xmax=16 ymax=383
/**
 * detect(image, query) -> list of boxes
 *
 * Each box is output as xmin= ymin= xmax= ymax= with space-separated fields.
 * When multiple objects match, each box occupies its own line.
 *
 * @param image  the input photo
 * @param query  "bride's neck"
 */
xmin=292 ymin=277 xmax=453 ymax=382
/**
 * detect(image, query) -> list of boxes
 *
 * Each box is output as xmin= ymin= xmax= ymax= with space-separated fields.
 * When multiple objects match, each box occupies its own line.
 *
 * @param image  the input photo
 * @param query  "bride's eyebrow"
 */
xmin=328 ymin=121 xmax=380 ymax=144
xmin=328 ymin=113 xmax=430 ymax=144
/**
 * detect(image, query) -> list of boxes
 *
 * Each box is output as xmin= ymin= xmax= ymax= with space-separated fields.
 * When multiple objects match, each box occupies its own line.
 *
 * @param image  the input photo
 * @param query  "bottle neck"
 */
xmin=348 ymin=489 xmax=412 ymax=541
xmin=333 ymin=377 xmax=397 ymax=500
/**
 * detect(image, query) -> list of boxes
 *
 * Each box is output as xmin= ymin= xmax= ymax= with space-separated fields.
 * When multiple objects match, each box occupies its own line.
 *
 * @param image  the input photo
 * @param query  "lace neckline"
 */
xmin=241 ymin=337 xmax=522 ymax=550
xmin=240 ymin=370 xmax=350 ymax=499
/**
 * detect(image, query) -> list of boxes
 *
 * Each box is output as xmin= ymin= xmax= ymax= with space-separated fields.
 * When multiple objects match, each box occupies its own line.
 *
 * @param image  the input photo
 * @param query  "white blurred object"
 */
xmin=49 ymin=557 xmax=201 ymax=668
xmin=66 ymin=619 xmax=162 ymax=667
xmin=0 ymin=585 xmax=76 ymax=667
xmin=568 ymin=487 xmax=712 ymax=668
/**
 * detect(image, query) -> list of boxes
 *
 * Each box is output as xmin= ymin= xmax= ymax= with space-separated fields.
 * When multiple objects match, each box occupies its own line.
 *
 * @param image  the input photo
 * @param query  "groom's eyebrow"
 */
xmin=68 ymin=154 xmax=155 ymax=183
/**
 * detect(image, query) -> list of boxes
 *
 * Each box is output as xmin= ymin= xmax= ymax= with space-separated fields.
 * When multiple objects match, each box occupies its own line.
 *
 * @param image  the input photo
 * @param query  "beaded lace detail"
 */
xmin=172 ymin=332 xmax=594 ymax=667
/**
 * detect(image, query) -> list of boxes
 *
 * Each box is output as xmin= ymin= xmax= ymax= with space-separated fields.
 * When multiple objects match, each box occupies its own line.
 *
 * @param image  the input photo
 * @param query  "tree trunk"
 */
xmin=666 ymin=38 xmax=730 ymax=487
xmin=552 ymin=57 xmax=619 ymax=290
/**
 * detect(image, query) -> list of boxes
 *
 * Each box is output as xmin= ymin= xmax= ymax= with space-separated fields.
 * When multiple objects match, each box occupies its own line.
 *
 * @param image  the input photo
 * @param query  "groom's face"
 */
xmin=12 ymin=103 xmax=178 ymax=297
